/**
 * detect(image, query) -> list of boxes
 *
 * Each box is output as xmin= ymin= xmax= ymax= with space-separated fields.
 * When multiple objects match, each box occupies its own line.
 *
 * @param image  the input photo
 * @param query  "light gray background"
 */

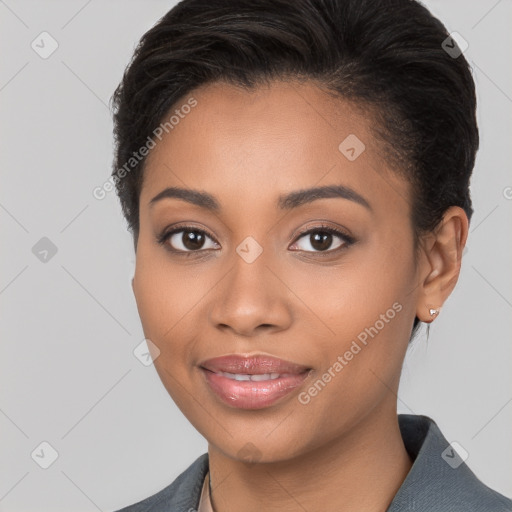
xmin=1 ymin=1 xmax=511 ymax=510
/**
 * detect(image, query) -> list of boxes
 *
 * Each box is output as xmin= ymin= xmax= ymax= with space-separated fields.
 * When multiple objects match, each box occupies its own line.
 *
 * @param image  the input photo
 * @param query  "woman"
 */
xmin=111 ymin=0 xmax=512 ymax=510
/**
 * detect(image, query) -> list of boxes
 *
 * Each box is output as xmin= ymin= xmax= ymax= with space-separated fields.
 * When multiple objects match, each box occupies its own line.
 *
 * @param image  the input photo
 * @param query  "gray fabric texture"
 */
xmin=114 ymin=414 xmax=512 ymax=511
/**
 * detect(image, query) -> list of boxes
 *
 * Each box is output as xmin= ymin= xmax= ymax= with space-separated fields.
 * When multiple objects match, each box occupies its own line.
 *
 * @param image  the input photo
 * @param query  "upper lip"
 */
xmin=200 ymin=354 xmax=311 ymax=375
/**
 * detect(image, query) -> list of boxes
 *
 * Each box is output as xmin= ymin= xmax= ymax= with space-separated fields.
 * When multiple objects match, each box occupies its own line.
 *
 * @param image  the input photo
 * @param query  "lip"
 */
xmin=199 ymin=354 xmax=312 ymax=410
xmin=200 ymin=354 xmax=310 ymax=375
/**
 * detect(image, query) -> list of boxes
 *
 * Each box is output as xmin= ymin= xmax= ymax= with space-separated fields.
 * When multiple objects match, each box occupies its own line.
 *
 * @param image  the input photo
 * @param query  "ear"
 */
xmin=415 ymin=206 xmax=469 ymax=323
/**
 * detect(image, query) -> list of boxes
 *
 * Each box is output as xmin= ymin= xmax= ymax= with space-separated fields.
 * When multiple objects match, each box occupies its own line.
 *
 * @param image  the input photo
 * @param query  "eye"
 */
xmin=289 ymin=224 xmax=355 ymax=253
xmin=157 ymin=226 xmax=219 ymax=253
xmin=156 ymin=223 xmax=354 ymax=255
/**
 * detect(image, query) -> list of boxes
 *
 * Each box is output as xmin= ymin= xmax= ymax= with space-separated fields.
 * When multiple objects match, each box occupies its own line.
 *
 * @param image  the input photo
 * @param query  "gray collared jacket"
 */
xmin=115 ymin=414 xmax=512 ymax=511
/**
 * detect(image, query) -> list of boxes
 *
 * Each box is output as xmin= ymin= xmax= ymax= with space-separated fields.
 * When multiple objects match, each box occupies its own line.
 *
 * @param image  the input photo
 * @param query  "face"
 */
xmin=132 ymin=80 xmax=422 ymax=463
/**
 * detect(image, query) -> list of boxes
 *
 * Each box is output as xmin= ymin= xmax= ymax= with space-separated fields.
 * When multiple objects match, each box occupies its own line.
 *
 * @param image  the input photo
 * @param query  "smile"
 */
xmin=216 ymin=371 xmax=282 ymax=381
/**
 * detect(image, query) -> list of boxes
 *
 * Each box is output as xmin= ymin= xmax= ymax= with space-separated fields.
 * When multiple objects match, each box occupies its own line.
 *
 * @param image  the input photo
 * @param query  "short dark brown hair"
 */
xmin=110 ymin=0 xmax=479 ymax=337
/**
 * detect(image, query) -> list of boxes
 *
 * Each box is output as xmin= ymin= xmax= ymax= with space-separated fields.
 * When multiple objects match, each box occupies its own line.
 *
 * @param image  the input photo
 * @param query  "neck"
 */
xmin=207 ymin=407 xmax=412 ymax=512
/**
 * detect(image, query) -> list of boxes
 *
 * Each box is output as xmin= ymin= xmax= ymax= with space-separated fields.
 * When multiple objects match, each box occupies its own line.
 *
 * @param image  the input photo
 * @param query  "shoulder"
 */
xmin=113 ymin=453 xmax=209 ymax=512
xmin=389 ymin=414 xmax=512 ymax=511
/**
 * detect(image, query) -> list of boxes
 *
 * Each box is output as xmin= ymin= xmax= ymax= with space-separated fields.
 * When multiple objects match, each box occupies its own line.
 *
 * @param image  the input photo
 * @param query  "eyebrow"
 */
xmin=149 ymin=184 xmax=372 ymax=212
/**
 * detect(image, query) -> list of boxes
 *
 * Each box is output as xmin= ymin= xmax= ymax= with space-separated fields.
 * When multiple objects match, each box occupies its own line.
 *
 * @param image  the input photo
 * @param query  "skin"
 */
xmin=131 ymin=80 xmax=468 ymax=512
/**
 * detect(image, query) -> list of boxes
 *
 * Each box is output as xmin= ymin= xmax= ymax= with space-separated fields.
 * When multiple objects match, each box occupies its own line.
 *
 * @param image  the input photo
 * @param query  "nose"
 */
xmin=208 ymin=246 xmax=293 ymax=338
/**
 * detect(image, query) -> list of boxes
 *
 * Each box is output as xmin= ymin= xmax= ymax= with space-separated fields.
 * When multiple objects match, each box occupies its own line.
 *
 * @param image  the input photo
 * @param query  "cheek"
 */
xmin=289 ymin=244 xmax=414 ymax=335
xmin=133 ymin=239 xmax=196 ymax=336
xmin=132 ymin=245 xmax=220 ymax=384
xmin=294 ymin=284 xmax=410 ymax=438
xmin=132 ymin=251 xmax=190 ymax=367
xmin=289 ymin=241 xmax=415 ymax=389
xmin=132 ymin=259 xmax=201 ymax=412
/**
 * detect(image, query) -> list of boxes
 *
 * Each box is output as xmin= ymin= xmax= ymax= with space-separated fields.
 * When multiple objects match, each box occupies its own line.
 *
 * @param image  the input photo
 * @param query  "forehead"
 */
xmin=140 ymin=80 xmax=410 ymax=216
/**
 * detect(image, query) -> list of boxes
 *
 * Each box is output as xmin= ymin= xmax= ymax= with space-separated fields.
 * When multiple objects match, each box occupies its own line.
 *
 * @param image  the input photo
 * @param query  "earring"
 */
xmin=429 ymin=308 xmax=439 ymax=318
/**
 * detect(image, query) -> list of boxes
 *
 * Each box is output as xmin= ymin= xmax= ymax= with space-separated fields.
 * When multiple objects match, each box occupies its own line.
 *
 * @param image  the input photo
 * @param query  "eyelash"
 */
xmin=156 ymin=223 xmax=355 ymax=256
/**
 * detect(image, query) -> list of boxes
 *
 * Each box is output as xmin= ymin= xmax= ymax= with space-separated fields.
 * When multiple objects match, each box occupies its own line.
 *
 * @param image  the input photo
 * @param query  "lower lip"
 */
xmin=201 ymin=368 xmax=310 ymax=410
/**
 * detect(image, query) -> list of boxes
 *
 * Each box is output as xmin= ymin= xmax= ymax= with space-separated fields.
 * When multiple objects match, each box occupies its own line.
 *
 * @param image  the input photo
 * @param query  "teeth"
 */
xmin=219 ymin=371 xmax=282 ymax=381
xmin=251 ymin=373 xmax=281 ymax=381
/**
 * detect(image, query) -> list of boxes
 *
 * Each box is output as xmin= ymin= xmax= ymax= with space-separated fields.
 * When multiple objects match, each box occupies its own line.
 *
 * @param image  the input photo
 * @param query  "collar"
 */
xmin=118 ymin=414 xmax=511 ymax=511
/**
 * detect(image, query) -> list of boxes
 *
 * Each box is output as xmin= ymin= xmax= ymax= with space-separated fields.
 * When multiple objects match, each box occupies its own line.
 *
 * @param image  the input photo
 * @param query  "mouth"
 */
xmin=199 ymin=353 xmax=311 ymax=375
xmin=208 ymin=370 xmax=291 ymax=381
xmin=199 ymin=354 xmax=312 ymax=410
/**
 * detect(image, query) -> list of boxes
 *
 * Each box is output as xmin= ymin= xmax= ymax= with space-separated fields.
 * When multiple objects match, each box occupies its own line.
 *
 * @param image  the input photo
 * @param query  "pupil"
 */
xmin=183 ymin=231 xmax=204 ymax=250
xmin=311 ymin=232 xmax=332 ymax=251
